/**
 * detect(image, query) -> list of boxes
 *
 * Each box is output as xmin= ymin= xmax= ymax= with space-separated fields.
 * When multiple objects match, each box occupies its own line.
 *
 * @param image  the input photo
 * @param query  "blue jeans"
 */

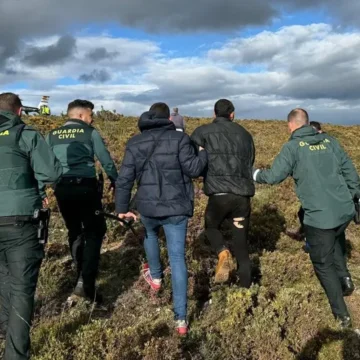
xmin=141 ymin=215 xmax=188 ymax=321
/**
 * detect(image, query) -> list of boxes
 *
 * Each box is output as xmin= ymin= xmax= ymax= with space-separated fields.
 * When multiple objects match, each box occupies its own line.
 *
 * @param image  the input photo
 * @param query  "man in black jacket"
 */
xmin=191 ymin=99 xmax=255 ymax=286
xmin=115 ymin=102 xmax=207 ymax=335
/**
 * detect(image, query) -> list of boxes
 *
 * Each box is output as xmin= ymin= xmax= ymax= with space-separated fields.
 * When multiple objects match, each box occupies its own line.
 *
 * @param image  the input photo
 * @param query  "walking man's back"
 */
xmin=0 ymin=92 xmax=62 ymax=359
xmin=115 ymin=102 xmax=207 ymax=335
xmin=170 ymin=107 xmax=185 ymax=132
xmin=46 ymin=99 xmax=118 ymax=303
xmin=253 ymin=108 xmax=360 ymax=328
xmin=191 ymin=99 xmax=255 ymax=286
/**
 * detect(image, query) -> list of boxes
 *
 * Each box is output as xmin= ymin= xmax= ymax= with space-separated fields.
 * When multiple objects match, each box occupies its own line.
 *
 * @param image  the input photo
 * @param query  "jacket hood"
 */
xmin=290 ymin=125 xmax=325 ymax=145
xmin=138 ymin=110 xmax=175 ymax=132
xmin=0 ymin=111 xmax=23 ymax=131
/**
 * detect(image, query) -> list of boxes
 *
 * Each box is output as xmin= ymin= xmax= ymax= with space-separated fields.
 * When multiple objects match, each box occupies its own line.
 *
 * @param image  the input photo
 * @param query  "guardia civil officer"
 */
xmin=46 ymin=99 xmax=118 ymax=302
xmin=0 ymin=92 xmax=62 ymax=359
xmin=253 ymin=108 xmax=359 ymax=328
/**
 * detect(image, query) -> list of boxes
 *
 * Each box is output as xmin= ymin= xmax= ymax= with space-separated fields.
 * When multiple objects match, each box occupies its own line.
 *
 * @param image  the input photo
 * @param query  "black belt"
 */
xmin=58 ymin=177 xmax=97 ymax=186
xmin=0 ymin=215 xmax=33 ymax=226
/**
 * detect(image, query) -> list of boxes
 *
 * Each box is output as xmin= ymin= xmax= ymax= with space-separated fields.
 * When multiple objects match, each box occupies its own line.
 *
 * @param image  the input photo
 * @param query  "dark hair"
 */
xmin=287 ymin=108 xmax=309 ymax=123
xmin=149 ymin=102 xmax=170 ymax=118
xmin=310 ymin=121 xmax=321 ymax=131
xmin=214 ymin=99 xmax=235 ymax=118
xmin=0 ymin=92 xmax=22 ymax=113
xmin=67 ymin=99 xmax=94 ymax=113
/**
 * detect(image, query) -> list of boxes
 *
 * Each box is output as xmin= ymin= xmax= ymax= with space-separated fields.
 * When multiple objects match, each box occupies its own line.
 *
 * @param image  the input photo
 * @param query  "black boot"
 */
xmin=336 ymin=315 xmax=352 ymax=329
xmin=340 ymin=277 xmax=355 ymax=297
xmin=82 ymin=286 xmax=102 ymax=304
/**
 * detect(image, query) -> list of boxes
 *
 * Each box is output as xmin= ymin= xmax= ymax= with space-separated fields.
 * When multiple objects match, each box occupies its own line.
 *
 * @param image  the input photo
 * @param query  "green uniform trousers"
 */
xmin=304 ymin=221 xmax=351 ymax=318
xmin=0 ymin=222 xmax=44 ymax=360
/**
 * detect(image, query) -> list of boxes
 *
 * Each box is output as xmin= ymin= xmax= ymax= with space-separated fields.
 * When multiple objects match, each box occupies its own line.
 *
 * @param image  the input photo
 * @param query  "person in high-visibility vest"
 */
xmin=38 ymin=96 xmax=51 ymax=116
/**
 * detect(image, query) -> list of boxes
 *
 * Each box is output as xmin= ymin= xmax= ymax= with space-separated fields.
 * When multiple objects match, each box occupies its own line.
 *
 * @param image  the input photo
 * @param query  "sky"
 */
xmin=1 ymin=1 xmax=360 ymax=124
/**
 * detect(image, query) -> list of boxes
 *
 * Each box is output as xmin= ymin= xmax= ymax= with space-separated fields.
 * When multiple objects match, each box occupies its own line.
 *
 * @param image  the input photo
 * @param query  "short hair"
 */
xmin=287 ymin=108 xmax=309 ymax=126
xmin=0 ymin=92 xmax=22 ymax=113
xmin=67 ymin=99 xmax=94 ymax=114
xmin=173 ymin=107 xmax=178 ymax=113
xmin=214 ymin=99 xmax=235 ymax=118
xmin=310 ymin=121 xmax=321 ymax=131
xmin=150 ymin=102 xmax=170 ymax=118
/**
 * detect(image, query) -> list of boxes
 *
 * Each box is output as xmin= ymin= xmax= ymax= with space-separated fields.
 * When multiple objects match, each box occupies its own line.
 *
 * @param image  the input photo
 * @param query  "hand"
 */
xmin=199 ymin=146 xmax=204 ymax=151
xmin=42 ymin=198 xmax=49 ymax=208
xmin=118 ymin=212 xmax=137 ymax=223
xmin=108 ymin=182 xmax=115 ymax=195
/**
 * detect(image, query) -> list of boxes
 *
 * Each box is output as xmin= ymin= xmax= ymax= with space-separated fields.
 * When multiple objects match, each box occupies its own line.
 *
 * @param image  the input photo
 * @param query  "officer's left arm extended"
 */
xmin=21 ymin=128 xmax=63 ymax=186
xmin=332 ymin=138 xmax=360 ymax=198
xmin=253 ymin=143 xmax=295 ymax=184
xmin=92 ymin=129 xmax=118 ymax=184
xmin=115 ymin=146 xmax=136 ymax=214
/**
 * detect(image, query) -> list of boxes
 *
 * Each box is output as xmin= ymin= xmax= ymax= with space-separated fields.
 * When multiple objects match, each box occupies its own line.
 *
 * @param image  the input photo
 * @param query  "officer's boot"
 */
xmin=84 ymin=285 xmax=103 ymax=304
xmin=340 ymin=276 xmax=355 ymax=296
xmin=336 ymin=315 xmax=352 ymax=329
xmin=215 ymin=250 xmax=234 ymax=283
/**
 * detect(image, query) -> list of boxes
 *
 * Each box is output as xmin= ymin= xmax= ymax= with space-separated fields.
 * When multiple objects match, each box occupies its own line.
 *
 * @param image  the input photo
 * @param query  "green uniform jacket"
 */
xmin=46 ymin=119 xmax=118 ymax=182
xmin=254 ymin=125 xmax=360 ymax=229
xmin=0 ymin=111 xmax=63 ymax=216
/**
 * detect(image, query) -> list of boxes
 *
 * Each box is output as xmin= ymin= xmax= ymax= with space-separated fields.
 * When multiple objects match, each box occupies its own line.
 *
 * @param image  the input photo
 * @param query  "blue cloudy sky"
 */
xmin=1 ymin=1 xmax=360 ymax=124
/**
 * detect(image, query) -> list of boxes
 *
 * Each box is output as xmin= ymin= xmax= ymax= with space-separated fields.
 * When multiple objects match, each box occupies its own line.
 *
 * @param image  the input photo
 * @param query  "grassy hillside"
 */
xmin=3 ymin=113 xmax=360 ymax=359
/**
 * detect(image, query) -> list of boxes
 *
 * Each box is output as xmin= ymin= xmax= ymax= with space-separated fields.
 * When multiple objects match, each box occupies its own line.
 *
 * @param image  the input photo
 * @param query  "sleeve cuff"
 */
xmin=253 ymin=169 xmax=260 ymax=181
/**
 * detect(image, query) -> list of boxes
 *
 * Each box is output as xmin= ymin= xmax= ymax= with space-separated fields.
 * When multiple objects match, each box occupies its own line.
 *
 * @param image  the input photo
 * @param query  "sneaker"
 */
xmin=73 ymin=278 xmax=86 ymax=298
xmin=215 ymin=250 xmax=235 ymax=283
xmin=340 ymin=277 xmax=355 ymax=297
xmin=176 ymin=320 xmax=188 ymax=336
xmin=73 ymin=277 xmax=103 ymax=304
xmin=142 ymin=263 xmax=162 ymax=291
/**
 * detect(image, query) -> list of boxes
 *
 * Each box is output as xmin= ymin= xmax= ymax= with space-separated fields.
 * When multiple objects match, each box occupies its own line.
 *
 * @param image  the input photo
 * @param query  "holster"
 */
xmin=33 ymin=208 xmax=51 ymax=244
xmin=354 ymin=199 xmax=360 ymax=225
xmin=97 ymin=172 xmax=104 ymax=199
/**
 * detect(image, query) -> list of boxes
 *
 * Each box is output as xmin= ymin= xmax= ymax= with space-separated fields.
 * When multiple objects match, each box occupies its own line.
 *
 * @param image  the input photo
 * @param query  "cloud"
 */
xmin=3 ymin=23 xmax=360 ymax=125
xmin=23 ymin=35 xmax=76 ymax=66
xmin=208 ymin=24 xmax=332 ymax=65
xmin=208 ymin=24 xmax=360 ymax=100
xmin=87 ymin=48 xmax=118 ymax=61
xmin=2 ymin=0 xmax=360 ymax=68
xmin=79 ymin=69 xmax=112 ymax=83
xmin=0 ymin=35 xmax=159 ymax=87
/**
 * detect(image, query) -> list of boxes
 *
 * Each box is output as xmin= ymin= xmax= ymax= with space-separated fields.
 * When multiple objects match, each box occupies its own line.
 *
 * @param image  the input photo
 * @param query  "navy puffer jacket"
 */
xmin=115 ymin=111 xmax=208 ymax=217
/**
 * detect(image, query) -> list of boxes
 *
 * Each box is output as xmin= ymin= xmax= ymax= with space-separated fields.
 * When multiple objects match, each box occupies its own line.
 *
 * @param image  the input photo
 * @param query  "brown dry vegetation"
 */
xmin=2 ymin=111 xmax=360 ymax=359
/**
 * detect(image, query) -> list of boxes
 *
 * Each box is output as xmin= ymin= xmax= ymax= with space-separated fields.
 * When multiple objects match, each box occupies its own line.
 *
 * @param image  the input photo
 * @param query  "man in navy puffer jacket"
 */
xmin=115 ymin=102 xmax=207 ymax=335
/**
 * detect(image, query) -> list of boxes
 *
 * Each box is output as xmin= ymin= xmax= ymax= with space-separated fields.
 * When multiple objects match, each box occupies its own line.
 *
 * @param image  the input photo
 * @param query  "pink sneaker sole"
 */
xmin=176 ymin=326 xmax=188 ymax=336
xmin=142 ymin=263 xmax=161 ymax=291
